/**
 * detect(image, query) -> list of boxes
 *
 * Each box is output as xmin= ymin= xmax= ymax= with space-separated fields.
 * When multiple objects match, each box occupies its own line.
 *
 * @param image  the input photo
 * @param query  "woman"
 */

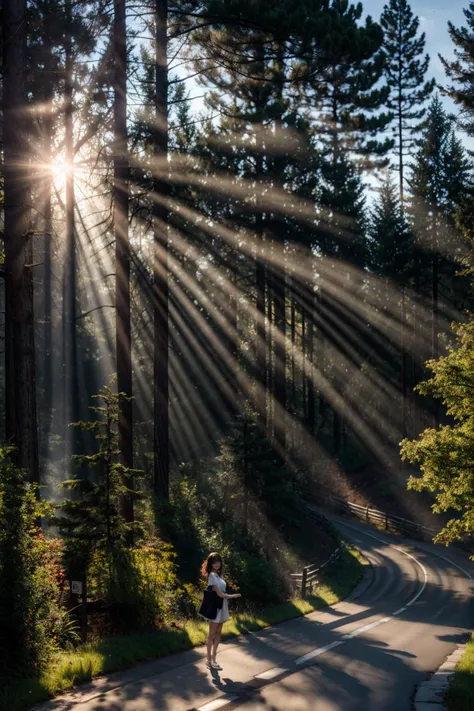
xmin=200 ymin=552 xmax=241 ymax=670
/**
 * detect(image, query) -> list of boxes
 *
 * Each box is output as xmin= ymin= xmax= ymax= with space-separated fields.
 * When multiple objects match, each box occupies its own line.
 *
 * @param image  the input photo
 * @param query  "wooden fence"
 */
xmin=314 ymin=492 xmax=439 ymax=540
xmin=291 ymin=491 xmax=439 ymax=598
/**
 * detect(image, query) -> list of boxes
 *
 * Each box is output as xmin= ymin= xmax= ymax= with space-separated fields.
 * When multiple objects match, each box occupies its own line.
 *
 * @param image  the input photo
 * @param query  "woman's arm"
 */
xmin=211 ymin=584 xmax=241 ymax=599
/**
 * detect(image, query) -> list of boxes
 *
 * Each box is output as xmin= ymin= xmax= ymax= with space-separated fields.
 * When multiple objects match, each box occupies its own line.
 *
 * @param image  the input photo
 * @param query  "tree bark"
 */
xmin=114 ymin=0 xmax=134 ymax=523
xmin=306 ymin=303 xmax=315 ymax=435
xmin=266 ymin=265 xmax=273 ymax=440
xmin=255 ymin=168 xmax=267 ymax=430
xmin=42 ymin=79 xmax=54 ymax=459
xmin=401 ymin=286 xmax=407 ymax=439
xmin=62 ymin=2 xmax=79 ymax=458
xmin=153 ymin=0 xmax=169 ymax=501
xmin=302 ymin=305 xmax=307 ymax=422
xmin=432 ymin=248 xmax=439 ymax=427
xmin=273 ymin=261 xmax=286 ymax=448
xmin=3 ymin=0 xmax=39 ymax=482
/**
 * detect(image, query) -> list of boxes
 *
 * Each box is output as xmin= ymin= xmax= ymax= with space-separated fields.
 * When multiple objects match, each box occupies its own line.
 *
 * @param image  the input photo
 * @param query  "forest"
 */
xmin=2 ymin=0 xmax=474 ymax=705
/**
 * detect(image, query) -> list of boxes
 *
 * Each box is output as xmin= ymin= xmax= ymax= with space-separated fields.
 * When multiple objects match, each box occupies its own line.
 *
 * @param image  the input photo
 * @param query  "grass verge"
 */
xmin=446 ymin=634 xmax=474 ymax=711
xmin=0 ymin=547 xmax=366 ymax=711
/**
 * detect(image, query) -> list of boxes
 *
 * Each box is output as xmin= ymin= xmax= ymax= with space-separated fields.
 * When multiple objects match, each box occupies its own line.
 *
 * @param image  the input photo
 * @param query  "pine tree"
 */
xmin=53 ymin=384 xmax=143 ymax=574
xmin=409 ymin=94 xmax=473 ymax=424
xmin=306 ymin=3 xmax=393 ymax=171
xmin=217 ymin=404 xmax=300 ymax=537
xmin=369 ymin=177 xmax=413 ymax=437
xmin=441 ymin=1 xmax=474 ymax=137
xmin=369 ymin=178 xmax=412 ymax=281
xmin=316 ymin=152 xmax=367 ymax=452
xmin=380 ymin=0 xmax=435 ymax=201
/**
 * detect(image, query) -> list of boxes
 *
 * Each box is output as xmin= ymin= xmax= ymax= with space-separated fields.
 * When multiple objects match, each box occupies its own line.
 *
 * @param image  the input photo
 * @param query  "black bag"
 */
xmin=199 ymin=585 xmax=223 ymax=619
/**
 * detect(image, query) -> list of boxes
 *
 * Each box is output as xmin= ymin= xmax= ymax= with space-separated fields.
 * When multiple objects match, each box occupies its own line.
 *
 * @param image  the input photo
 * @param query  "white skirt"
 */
xmin=200 ymin=598 xmax=230 ymax=623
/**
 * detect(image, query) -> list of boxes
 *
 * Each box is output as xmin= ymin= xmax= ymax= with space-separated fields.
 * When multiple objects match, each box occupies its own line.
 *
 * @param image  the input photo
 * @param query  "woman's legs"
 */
xmin=212 ymin=623 xmax=224 ymax=662
xmin=207 ymin=622 xmax=218 ymax=663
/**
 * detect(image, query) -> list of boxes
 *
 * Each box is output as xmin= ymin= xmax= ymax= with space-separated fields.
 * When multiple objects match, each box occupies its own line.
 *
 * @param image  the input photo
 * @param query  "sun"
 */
xmin=52 ymin=160 xmax=72 ymax=179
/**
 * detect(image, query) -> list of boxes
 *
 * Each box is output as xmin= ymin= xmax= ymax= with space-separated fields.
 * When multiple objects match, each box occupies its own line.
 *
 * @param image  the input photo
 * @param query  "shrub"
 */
xmin=0 ymin=448 xmax=67 ymax=684
xmin=87 ymin=541 xmax=180 ymax=632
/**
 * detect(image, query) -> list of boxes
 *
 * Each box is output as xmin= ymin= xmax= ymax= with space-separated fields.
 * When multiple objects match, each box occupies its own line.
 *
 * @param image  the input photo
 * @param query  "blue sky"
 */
xmin=362 ymin=1 xmax=474 ymax=161
xmin=364 ymin=0 xmax=468 ymax=106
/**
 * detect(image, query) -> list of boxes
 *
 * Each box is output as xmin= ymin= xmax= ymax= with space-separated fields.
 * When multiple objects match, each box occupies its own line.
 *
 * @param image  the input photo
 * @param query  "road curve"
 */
xmin=34 ymin=513 xmax=474 ymax=711
xmin=229 ymin=513 xmax=474 ymax=711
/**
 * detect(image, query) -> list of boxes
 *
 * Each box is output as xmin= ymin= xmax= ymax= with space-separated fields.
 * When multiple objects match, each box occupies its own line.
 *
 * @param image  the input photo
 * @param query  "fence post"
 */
xmin=301 ymin=567 xmax=308 ymax=599
xmin=366 ymin=506 xmax=369 ymax=522
xmin=385 ymin=512 xmax=388 ymax=530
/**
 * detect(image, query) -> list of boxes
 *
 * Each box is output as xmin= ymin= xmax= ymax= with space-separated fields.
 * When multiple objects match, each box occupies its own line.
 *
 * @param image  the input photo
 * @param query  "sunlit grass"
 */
xmin=446 ymin=634 xmax=474 ymax=711
xmin=0 ymin=547 xmax=365 ymax=711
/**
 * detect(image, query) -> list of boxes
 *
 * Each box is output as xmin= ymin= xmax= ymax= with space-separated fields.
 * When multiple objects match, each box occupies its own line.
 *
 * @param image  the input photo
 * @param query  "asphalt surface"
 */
xmin=34 ymin=512 xmax=474 ymax=711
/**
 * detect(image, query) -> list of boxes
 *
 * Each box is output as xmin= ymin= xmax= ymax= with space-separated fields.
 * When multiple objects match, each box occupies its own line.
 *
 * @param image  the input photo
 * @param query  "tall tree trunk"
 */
xmin=3 ymin=0 xmax=39 ymax=482
xmin=273 ymin=261 xmax=286 ymax=448
xmin=432 ymin=248 xmax=439 ymax=427
xmin=227 ymin=263 xmax=239 ymax=408
xmin=302 ymin=306 xmax=307 ymax=422
xmin=42 ymin=80 xmax=54 ymax=460
xmin=254 ymin=42 xmax=267 ymax=432
xmin=255 ymin=171 xmax=267 ymax=430
xmin=290 ymin=283 xmax=296 ymax=449
xmin=412 ymin=247 xmax=421 ymax=433
xmin=401 ymin=286 xmax=407 ymax=439
xmin=398 ymin=79 xmax=404 ymax=202
xmin=306 ymin=303 xmax=315 ymax=435
xmin=271 ymin=64 xmax=286 ymax=450
xmin=114 ymin=0 xmax=134 ymax=524
xmin=153 ymin=0 xmax=169 ymax=501
xmin=266 ymin=265 xmax=273 ymax=440
xmin=62 ymin=6 xmax=79 ymax=458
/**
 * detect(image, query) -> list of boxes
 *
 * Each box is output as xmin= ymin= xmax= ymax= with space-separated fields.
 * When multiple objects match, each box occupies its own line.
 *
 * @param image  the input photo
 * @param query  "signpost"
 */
xmin=70 ymin=577 xmax=88 ymax=641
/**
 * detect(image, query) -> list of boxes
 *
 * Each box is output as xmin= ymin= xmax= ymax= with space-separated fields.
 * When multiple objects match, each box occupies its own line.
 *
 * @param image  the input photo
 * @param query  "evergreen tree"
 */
xmin=53 ymin=384 xmax=142 ymax=576
xmin=369 ymin=177 xmax=413 ymax=437
xmin=380 ymin=0 xmax=435 ymax=201
xmin=217 ymin=404 xmax=301 ymax=537
xmin=369 ymin=178 xmax=413 ymax=280
xmin=410 ymin=95 xmax=472 ymax=221
xmin=305 ymin=2 xmax=393 ymax=171
xmin=409 ymin=94 xmax=473 ymax=424
xmin=441 ymin=1 xmax=474 ymax=137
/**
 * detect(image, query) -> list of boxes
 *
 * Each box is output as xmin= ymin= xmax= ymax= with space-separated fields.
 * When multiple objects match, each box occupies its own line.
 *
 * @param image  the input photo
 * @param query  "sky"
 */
xmin=181 ymin=1 xmax=470 ymax=121
xmin=363 ymin=0 xmax=468 ymax=112
xmin=178 ymin=0 xmax=473 ymax=195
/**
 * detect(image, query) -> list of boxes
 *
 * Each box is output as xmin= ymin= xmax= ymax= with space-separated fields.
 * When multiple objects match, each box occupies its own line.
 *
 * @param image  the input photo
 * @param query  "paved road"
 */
xmin=35 ymin=513 xmax=474 ymax=711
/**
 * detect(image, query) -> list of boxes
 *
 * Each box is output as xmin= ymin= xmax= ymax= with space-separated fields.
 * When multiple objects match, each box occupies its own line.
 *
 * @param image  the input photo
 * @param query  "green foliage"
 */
xmin=217 ymin=405 xmax=302 ymax=534
xmin=53 ymin=383 xmax=144 ymax=576
xmin=441 ymin=1 xmax=474 ymax=138
xmin=381 ymin=0 xmax=435 ymax=166
xmin=0 ymin=548 xmax=364 ymax=711
xmin=0 ymin=448 xmax=67 ymax=683
xmin=369 ymin=177 xmax=413 ymax=281
xmin=401 ymin=318 xmax=474 ymax=548
xmin=409 ymin=93 xmax=473 ymax=306
xmin=409 ymin=95 xmax=472 ymax=218
xmin=52 ymin=383 xmax=183 ymax=634
xmin=159 ymin=406 xmax=305 ymax=607
xmin=87 ymin=542 xmax=179 ymax=631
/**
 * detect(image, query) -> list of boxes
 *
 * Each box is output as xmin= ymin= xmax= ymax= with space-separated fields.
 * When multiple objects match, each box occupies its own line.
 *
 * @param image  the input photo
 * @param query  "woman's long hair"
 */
xmin=201 ymin=552 xmax=223 ymax=578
